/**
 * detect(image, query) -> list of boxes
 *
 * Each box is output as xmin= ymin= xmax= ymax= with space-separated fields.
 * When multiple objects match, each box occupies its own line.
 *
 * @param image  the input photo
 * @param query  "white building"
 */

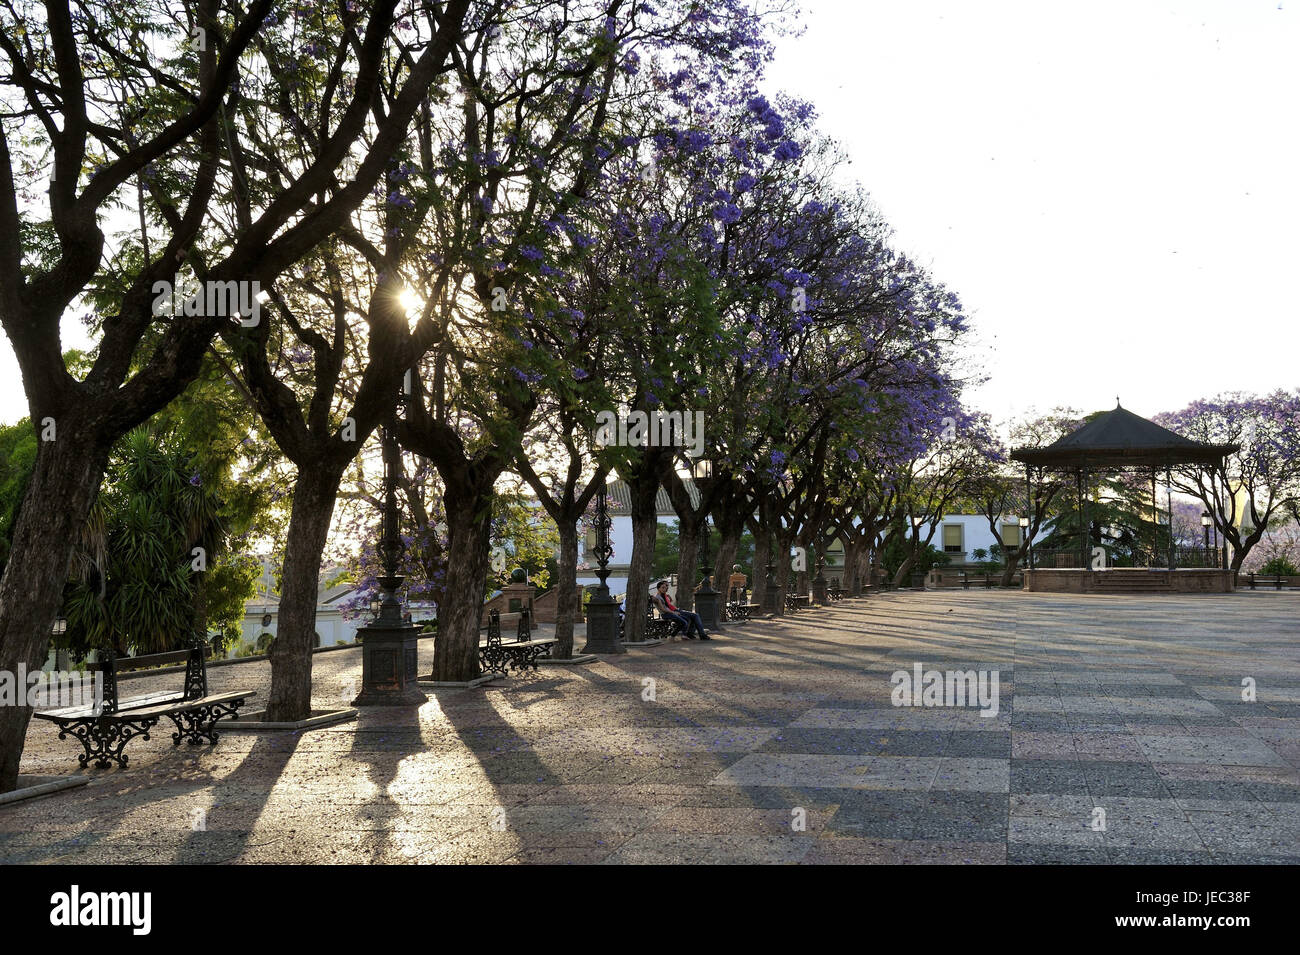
xmin=236 ymin=565 xmax=435 ymax=656
xmin=912 ymin=514 xmax=1028 ymax=566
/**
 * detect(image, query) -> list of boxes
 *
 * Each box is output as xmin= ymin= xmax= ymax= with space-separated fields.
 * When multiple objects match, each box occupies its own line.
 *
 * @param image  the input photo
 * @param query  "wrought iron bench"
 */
xmin=618 ymin=597 xmax=683 ymax=640
xmin=725 ymin=600 xmax=762 ymax=620
xmin=34 ymin=638 xmax=254 ymax=769
xmin=1247 ymin=573 xmax=1286 ymax=591
xmin=478 ymin=610 xmax=558 ymax=676
xmin=723 ymin=585 xmax=759 ymax=621
xmin=784 ymin=593 xmax=811 ymax=613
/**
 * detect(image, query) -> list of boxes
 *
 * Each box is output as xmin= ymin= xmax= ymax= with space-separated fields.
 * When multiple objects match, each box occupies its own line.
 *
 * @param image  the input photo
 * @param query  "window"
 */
xmin=1000 ymin=523 xmax=1022 ymax=547
xmin=942 ymin=524 xmax=964 ymax=554
xmin=584 ymin=527 xmax=597 ymax=550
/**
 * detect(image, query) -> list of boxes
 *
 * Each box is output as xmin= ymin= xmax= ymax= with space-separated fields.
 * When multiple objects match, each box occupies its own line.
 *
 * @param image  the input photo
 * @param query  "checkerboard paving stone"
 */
xmin=5 ymin=591 xmax=1300 ymax=863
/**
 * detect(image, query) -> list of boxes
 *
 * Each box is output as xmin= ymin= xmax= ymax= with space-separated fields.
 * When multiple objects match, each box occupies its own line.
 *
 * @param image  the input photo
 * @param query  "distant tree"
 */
xmin=1156 ymin=391 xmax=1300 ymax=572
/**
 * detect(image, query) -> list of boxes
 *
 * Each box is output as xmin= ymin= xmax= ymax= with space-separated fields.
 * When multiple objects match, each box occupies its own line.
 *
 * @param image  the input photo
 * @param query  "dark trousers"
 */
xmin=663 ymin=610 xmax=705 ymax=636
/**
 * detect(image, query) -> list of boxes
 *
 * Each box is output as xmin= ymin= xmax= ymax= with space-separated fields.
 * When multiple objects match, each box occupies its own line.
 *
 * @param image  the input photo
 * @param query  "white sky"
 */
xmin=764 ymin=0 xmax=1300 ymax=424
xmin=2 ymin=1 xmax=1297 ymax=428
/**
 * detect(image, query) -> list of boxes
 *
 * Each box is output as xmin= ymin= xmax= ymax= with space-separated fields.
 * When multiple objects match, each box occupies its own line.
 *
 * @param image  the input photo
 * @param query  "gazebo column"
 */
xmin=1154 ymin=470 xmax=1164 ymax=566
xmin=1024 ymin=463 xmax=1033 ymax=573
xmin=1077 ymin=467 xmax=1088 ymax=568
xmin=1166 ymin=465 xmax=1176 ymax=570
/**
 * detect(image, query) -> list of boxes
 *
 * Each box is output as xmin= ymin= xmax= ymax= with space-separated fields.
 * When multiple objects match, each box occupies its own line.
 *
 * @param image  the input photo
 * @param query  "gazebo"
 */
xmin=1010 ymin=402 xmax=1238 ymax=593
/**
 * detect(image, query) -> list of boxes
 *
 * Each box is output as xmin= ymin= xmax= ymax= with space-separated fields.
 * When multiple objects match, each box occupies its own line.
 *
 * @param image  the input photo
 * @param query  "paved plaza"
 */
xmin=3 ymin=591 xmax=1299 ymax=864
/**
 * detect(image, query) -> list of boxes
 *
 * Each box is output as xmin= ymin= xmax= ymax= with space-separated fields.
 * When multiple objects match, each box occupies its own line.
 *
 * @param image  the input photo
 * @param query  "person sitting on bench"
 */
xmin=651 ymin=580 xmax=710 ymax=641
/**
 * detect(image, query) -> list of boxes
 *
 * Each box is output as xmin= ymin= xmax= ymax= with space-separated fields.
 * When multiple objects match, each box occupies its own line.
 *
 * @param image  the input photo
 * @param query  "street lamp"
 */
xmin=909 ymin=515 xmax=925 ymax=588
xmin=761 ymin=545 xmax=780 ymax=615
xmin=1019 ymin=516 xmax=1032 ymax=572
xmin=1201 ymin=512 xmax=1213 ymax=568
xmin=581 ymin=478 xmax=625 ymax=654
xmin=812 ymin=546 xmax=828 ymax=605
xmin=51 ymin=616 xmax=68 ymax=672
xmin=352 ymin=406 xmax=426 ymax=706
xmin=690 ymin=457 xmax=720 ymax=631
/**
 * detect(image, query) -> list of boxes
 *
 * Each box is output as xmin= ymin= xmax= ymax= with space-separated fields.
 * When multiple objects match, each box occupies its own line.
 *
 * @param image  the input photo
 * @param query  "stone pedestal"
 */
xmin=582 ymin=584 xmax=625 ymax=654
xmin=762 ymin=562 xmax=781 ymax=615
xmin=353 ymin=622 xmax=426 ymax=706
xmin=812 ymin=569 xmax=828 ymax=604
xmin=695 ymin=572 xmax=720 ymax=631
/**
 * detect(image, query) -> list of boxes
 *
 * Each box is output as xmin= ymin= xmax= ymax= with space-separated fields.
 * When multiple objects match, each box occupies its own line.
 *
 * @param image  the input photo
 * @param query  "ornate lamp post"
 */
xmin=911 ymin=515 xmax=925 ymax=589
xmin=581 ymin=480 xmax=625 ymax=654
xmin=52 ymin=615 xmax=68 ymax=673
xmin=691 ymin=457 xmax=720 ymax=631
xmin=1201 ymin=511 xmax=1213 ymax=567
xmin=1019 ymin=515 xmax=1032 ymax=572
xmin=353 ymin=419 xmax=426 ymax=706
xmin=761 ymin=551 xmax=780 ymax=615
xmin=812 ymin=547 xmax=828 ymax=604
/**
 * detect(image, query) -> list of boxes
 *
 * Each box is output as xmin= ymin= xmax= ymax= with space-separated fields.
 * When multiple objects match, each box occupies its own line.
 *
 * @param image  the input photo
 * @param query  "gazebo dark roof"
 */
xmin=1010 ymin=403 xmax=1238 ymax=470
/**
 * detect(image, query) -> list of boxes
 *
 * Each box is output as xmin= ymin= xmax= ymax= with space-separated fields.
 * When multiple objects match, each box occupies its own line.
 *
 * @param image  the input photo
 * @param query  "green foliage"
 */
xmin=653 ymin=521 xmax=681 ymax=579
xmin=488 ymin=492 xmax=558 ymax=598
xmin=58 ymin=423 xmax=259 ymax=657
xmin=0 ymin=417 xmax=36 ymax=579
xmin=1260 ymin=556 xmax=1299 ymax=576
xmin=880 ymin=532 xmax=950 ymax=579
xmin=60 ymin=427 xmax=220 ymax=655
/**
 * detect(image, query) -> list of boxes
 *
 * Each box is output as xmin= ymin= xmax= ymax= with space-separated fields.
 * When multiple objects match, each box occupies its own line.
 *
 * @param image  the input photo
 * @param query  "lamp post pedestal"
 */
xmin=761 ymin=561 xmax=780 ymax=615
xmin=581 ymin=585 xmax=624 ymax=654
xmin=695 ymin=563 xmax=719 ymax=631
xmin=353 ymin=575 xmax=426 ymax=706
xmin=812 ymin=554 xmax=828 ymax=605
xmin=581 ymin=483 xmax=625 ymax=654
xmin=353 ymin=421 xmax=426 ymax=707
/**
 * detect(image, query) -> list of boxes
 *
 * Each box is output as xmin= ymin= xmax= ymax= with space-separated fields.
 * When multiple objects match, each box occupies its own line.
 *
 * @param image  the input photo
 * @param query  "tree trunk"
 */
xmin=675 ymin=517 xmax=700 ymax=612
xmin=773 ymin=530 xmax=794 ymax=615
xmin=1000 ymin=546 xmax=1022 ymax=587
xmin=552 ymin=518 xmax=579 ymax=659
xmin=893 ymin=550 xmax=918 ymax=588
xmin=428 ymin=480 xmax=493 ymax=682
xmin=0 ymin=433 xmax=111 ymax=793
xmin=795 ymin=531 xmax=812 ymax=596
xmin=623 ymin=467 xmax=660 ymax=642
xmin=751 ymin=529 xmax=770 ymax=598
xmin=266 ymin=464 xmax=344 ymax=722
xmin=843 ymin=538 xmax=861 ymax=593
xmin=713 ymin=512 xmax=742 ymax=602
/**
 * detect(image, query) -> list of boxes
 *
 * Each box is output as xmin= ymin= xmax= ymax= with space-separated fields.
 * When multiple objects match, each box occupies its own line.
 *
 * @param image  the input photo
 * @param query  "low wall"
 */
xmin=532 ymin=585 xmax=584 ymax=623
xmin=480 ymin=583 xmax=536 ymax=626
xmin=1023 ymin=569 xmax=1234 ymax=593
xmin=928 ymin=569 xmax=1023 ymax=589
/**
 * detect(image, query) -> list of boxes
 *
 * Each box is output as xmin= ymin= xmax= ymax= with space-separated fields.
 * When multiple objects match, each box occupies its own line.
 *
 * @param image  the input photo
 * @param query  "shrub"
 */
xmin=1260 ymin=557 xmax=1299 ymax=577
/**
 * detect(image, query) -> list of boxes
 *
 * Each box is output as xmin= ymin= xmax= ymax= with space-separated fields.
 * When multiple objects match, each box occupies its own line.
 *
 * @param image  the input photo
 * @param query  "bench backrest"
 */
xmin=98 ymin=639 xmax=210 ymax=714
xmin=485 ymin=609 xmax=502 ymax=648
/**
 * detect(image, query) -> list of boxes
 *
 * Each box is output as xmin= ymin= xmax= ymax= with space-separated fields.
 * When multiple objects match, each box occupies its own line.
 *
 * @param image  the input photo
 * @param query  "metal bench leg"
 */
xmin=57 ymin=715 xmax=159 ymax=769
xmin=166 ymin=698 xmax=248 ymax=746
xmin=478 ymin=646 xmax=508 ymax=678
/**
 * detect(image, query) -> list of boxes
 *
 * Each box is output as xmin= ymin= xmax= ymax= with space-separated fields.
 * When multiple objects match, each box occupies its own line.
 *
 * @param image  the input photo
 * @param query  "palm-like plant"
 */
xmin=62 ymin=427 xmax=226 ymax=656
